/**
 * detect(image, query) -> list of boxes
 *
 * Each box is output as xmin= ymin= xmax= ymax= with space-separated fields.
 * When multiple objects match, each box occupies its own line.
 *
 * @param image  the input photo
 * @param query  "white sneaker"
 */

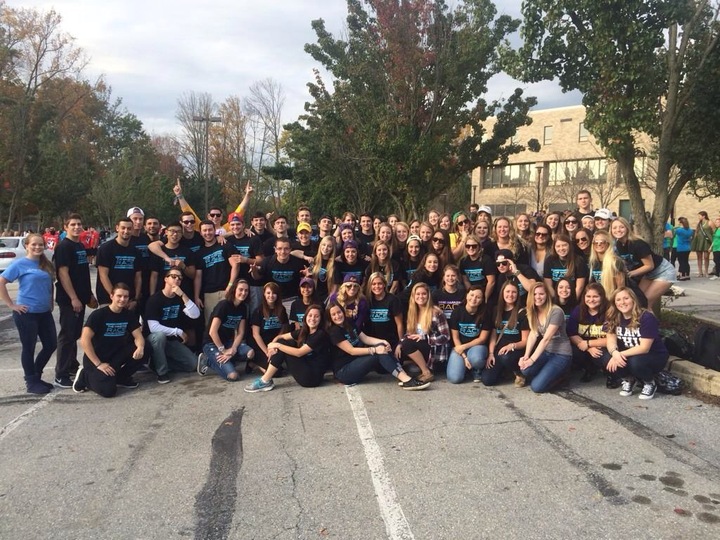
xmin=710 ymin=275 xmax=718 ymax=281
xmin=639 ymin=381 xmax=657 ymax=400
xmin=619 ymin=379 xmax=636 ymax=397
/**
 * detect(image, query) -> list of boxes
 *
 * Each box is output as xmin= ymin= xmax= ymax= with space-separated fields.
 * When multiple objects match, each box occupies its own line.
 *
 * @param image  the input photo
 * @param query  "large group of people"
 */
xmin=1 ymin=185 xmax=696 ymax=401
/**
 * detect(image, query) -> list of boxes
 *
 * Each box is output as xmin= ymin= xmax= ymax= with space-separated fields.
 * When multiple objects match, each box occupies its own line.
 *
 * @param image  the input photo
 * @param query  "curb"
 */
xmin=668 ymin=357 xmax=720 ymax=397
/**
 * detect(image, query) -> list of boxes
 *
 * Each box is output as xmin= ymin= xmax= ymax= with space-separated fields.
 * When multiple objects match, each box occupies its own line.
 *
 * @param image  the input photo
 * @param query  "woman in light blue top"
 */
xmin=0 ymin=233 xmax=57 ymax=394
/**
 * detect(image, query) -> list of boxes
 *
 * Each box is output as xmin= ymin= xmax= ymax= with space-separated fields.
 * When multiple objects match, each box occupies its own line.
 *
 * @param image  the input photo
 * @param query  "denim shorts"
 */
xmin=645 ymin=258 xmax=676 ymax=283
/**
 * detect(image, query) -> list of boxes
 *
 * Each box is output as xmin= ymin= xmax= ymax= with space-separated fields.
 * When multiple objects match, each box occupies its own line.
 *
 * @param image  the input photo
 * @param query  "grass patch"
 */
xmin=660 ymin=309 xmax=705 ymax=342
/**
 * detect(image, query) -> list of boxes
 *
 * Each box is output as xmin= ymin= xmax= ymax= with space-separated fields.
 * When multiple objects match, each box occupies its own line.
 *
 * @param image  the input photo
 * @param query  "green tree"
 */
xmin=513 ymin=0 xmax=720 ymax=249
xmin=285 ymin=0 xmax=536 ymax=219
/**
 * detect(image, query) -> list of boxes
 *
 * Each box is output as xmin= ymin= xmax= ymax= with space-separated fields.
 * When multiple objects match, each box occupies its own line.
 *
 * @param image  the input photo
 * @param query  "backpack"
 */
xmin=692 ymin=325 xmax=720 ymax=371
xmin=655 ymin=370 xmax=684 ymax=395
xmin=660 ymin=329 xmax=693 ymax=360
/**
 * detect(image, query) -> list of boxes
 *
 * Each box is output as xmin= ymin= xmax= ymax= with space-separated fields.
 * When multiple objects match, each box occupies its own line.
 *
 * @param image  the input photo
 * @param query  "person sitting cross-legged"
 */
xmin=145 ymin=269 xmax=201 ymax=384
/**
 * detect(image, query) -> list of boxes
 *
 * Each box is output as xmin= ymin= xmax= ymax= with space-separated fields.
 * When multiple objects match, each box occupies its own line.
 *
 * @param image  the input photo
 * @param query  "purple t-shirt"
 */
xmin=615 ymin=311 xmax=668 ymax=356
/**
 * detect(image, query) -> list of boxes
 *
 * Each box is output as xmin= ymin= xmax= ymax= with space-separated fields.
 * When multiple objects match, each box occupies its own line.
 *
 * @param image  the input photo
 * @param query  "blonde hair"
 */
xmin=406 ymin=282 xmax=435 ymax=335
xmin=368 ymin=240 xmax=393 ymax=285
xmin=589 ymin=230 xmax=625 ymax=296
xmin=605 ymin=287 xmax=645 ymax=331
xmin=24 ymin=234 xmax=55 ymax=279
xmin=525 ymin=282 xmax=555 ymax=334
xmin=491 ymin=217 xmax=521 ymax=259
xmin=312 ymin=236 xmax=336 ymax=286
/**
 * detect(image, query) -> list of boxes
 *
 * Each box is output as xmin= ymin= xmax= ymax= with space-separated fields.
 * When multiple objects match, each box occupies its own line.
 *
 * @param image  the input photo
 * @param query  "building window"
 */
xmin=489 ymin=204 xmax=527 ymax=217
xmin=543 ymin=126 xmax=553 ymax=145
xmin=482 ymin=163 xmax=534 ymax=189
xmin=579 ymin=123 xmax=589 ymax=142
xmin=547 ymin=159 xmax=607 ymax=186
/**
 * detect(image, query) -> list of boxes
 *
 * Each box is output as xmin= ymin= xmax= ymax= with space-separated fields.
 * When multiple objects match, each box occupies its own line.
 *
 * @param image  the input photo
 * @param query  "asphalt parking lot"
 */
xmin=1 ymin=277 xmax=720 ymax=539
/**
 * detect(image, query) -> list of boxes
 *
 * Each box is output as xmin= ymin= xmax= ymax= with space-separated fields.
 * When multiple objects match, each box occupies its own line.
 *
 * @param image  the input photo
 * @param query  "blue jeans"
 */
xmin=447 ymin=345 xmax=488 ymax=384
xmin=335 ymin=353 xmax=401 ymax=385
xmin=13 ymin=311 xmax=57 ymax=378
xmin=202 ymin=341 xmax=253 ymax=380
xmin=521 ymin=351 xmax=572 ymax=393
xmin=147 ymin=332 xmax=198 ymax=376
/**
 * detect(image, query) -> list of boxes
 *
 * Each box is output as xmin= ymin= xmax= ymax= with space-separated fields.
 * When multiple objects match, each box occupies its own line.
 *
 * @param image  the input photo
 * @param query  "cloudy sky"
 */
xmin=15 ymin=0 xmax=580 ymax=135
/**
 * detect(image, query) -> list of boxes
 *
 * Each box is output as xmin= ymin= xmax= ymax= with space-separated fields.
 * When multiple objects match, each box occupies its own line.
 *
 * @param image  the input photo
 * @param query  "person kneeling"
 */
xmin=74 ymin=283 xmax=148 ymax=397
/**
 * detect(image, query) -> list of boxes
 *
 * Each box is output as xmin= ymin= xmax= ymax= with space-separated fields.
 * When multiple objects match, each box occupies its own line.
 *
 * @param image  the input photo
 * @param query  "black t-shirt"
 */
xmin=289 ymin=298 xmax=313 ymax=326
xmin=400 ymin=258 xmax=421 ymax=288
xmin=449 ymin=305 xmax=492 ymax=345
xmin=543 ymin=255 xmax=590 ymax=287
xmin=491 ymin=264 xmax=541 ymax=305
xmin=131 ymin=233 xmax=153 ymax=270
xmin=84 ymin=306 xmax=140 ymax=361
xmin=291 ymin=328 xmax=329 ymax=362
xmin=258 ymin=255 xmax=307 ymax=299
xmin=365 ymin=294 xmax=403 ymax=346
xmin=224 ymin=234 xmax=263 ymax=285
xmin=145 ymin=291 xmax=191 ymax=333
xmin=95 ymin=241 xmax=141 ymax=304
xmin=249 ymin=307 xmax=288 ymax=346
xmin=432 ymin=288 xmax=465 ymax=322
xmin=196 ymin=242 xmax=230 ymax=293
xmin=493 ymin=308 xmax=529 ymax=348
xmin=54 ymin=238 xmax=92 ymax=305
xmin=291 ymin=239 xmax=318 ymax=258
xmin=179 ymin=231 xmax=204 ymax=254
xmin=459 ymin=254 xmax=496 ymax=287
xmin=335 ymin=260 xmax=368 ymax=285
xmin=364 ymin=260 xmax=401 ymax=289
xmin=204 ymin=300 xmax=249 ymax=345
xmin=615 ymin=239 xmax=664 ymax=272
xmin=328 ymin=324 xmax=362 ymax=372
xmin=150 ymin=245 xmax=195 ymax=297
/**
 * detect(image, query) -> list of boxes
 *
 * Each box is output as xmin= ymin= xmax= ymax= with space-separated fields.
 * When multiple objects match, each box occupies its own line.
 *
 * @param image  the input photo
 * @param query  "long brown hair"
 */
xmin=494 ymin=281 xmax=521 ymax=330
xmin=296 ymin=304 xmax=323 ymax=345
xmin=261 ymin=282 xmax=287 ymax=322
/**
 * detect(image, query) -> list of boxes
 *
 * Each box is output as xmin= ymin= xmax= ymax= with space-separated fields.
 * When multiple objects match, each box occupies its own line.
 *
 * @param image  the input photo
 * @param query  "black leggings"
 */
xmin=82 ymin=342 xmax=149 ymax=398
xmin=269 ymin=339 xmax=328 ymax=387
xmin=676 ymin=250 xmax=690 ymax=276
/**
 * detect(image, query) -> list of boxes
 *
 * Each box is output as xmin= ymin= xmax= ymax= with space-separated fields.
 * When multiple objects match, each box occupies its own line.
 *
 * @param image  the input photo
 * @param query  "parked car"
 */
xmin=0 ymin=236 xmax=54 ymax=274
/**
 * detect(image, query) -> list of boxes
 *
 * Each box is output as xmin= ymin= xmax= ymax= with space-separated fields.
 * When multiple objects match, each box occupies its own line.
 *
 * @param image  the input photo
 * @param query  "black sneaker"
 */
xmin=117 ymin=378 xmax=139 ymax=389
xmin=639 ymin=381 xmax=657 ymax=400
xmin=157 ymin=373 xmax=170 ymax=384
xmin=606 ymin=375 xmax=621 ymax=389
xmin=72 ymin=367 xmax=86 ymax=393
xmin=197 ymin=353 xmax=208 ymax=376
xmin=400 ymin=378 xmax=430 ymax=391
xmin=54 ymin=376 xmax=73 ymax=389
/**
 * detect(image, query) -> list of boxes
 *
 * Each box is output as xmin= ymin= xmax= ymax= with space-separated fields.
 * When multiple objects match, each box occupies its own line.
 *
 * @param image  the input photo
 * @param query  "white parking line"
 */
xmin=0 ymin=392 xmax=58 ymax=442
xmin=345 ymin=386 xmax=415 ymax=540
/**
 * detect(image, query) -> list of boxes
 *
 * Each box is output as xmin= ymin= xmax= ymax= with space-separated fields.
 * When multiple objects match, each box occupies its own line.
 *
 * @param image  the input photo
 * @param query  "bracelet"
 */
xmin=609 ymin=347 xmax=617 ymax=354
xmin=511 ymin=343 xmax=515 ymax=351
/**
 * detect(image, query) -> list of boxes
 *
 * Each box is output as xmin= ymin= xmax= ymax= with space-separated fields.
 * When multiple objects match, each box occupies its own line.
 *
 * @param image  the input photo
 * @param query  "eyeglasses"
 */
xmin=432 ymin=238 xmax=445 ymax=244
xmin=535 ymin=232 xmax=548 ymax=237
xmin=209 ymin=213 xmax=222 ymax=218
xmin=575 ymin=237 xmax=589 ymax=243
xmin=167 ymin=229 xmax=181 ymax=235
xmin=465 ymin=244 xmax=479 ymax=249
xmin=181 ymin=220 xmax=195 ymax=225
xmin=167 ymin=274 xmax=182 ymax=279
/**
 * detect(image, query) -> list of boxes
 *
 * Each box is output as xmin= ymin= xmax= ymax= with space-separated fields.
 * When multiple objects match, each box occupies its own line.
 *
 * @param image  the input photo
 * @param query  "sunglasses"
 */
xmin=496 ymin=261 xmax=510 ymax=267
xmin=565 ymin=219 xmax=578 ymax=224
xmin=575 ymin=237 xmax=589 ymax=243
xmin=346 ymin=283 xmax=360 ymax=289
xmin=181 ymin=220 xmax=195 ymax=225
xmin=167 ymin=274 xmax=182 ymax=279
xmin=432 ymin=238 xmax=445 ymax=244
xmin=465 ymin=244 xmax=479 ymax=249
xmin=593 ymin=240 xmax=608 ymax=245
xmin=209 ymin=213 xmax=222 ymax=218
xmin=535 ymin=232 xmax=548 ymax=237
xmin=457 ymin=219 xmax=468 ymax=226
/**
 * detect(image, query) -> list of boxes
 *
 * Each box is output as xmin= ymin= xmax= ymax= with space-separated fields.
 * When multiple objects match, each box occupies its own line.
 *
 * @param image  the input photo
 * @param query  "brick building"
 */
xmin=470 ymin=105 xmax=720 ymax=222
